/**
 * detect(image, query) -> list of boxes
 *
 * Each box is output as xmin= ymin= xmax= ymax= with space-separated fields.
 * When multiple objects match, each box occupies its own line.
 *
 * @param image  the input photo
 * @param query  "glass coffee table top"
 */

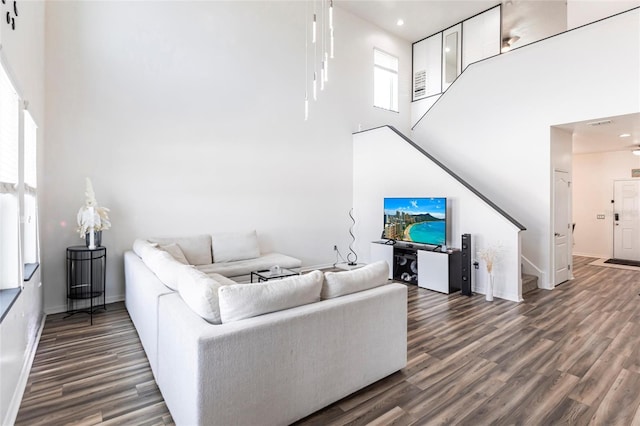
xmin=251 ymin=268 xmax=299 ymax=283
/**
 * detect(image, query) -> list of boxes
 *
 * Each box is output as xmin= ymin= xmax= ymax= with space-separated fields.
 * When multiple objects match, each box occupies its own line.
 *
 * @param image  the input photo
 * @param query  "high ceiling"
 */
xmin=560 ymin=113 xmax=640 ymax=155
xmin=338 ymin=0 xmax=498 ymax=42
xmin=338 ymin=1 xmax=639 ymax=154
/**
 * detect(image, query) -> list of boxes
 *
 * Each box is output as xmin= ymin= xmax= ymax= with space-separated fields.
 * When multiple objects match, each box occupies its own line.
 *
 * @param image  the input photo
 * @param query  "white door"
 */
xmin=613 ymin=180 xmax=640 ymax=261
xmin=554 ymin=171 xmax=571 ymax=285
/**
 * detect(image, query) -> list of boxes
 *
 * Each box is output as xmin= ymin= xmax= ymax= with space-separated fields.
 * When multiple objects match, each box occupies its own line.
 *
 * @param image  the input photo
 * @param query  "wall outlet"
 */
xmin=596 ymin=214 xmax=606 ymax=220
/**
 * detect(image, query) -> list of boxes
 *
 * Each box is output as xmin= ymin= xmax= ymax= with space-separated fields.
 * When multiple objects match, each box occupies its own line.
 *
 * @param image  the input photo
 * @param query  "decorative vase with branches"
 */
xmin=77 ymin=178 xmax=110 ymax=249
xmin=478 ymin=244 xmax=501 ymax=301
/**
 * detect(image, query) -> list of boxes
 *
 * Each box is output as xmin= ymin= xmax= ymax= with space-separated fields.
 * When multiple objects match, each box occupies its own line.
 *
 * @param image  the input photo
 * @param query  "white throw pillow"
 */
xmin=132 ymin=239 xmax=158 ymax=259
xmin=178 ymin=266 xmax=224 ymax=324
xmin=149 ymin=235 xmax=212 ymax=265
xmin=322 ymin=260 xmax=389 ymax=299
xmin=212 ymin=230 xmax=260 ymax=263
xmin=218 ymin=270 xmax=323 ymax=323
xmin=141 ymin=248 xmax=185 ymax=290
xmin=160 ymin=243 xmax=189 ymax=265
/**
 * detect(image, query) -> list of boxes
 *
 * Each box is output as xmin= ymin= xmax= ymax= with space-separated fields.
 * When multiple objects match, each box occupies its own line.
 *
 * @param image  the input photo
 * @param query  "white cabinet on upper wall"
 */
xmin=462 ymin=5 xmax=501 ymax=70
xmin=412 ymin=33 xmax=442 ymax=101
xmin=410 ymin=4 xmax=501 ymax=109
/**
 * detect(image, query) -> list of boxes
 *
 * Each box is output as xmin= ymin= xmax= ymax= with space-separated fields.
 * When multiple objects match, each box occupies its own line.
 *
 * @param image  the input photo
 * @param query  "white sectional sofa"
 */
xmin=124 ymin=233 xmax=408 ymax=426
xmin=148 ymin=231 xmax=302 ymax=282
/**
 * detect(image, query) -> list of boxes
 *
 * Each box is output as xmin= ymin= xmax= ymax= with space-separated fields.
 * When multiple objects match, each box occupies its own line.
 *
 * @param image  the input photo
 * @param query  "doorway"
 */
xmin=613 ymin=180 xmax=640 ymax=261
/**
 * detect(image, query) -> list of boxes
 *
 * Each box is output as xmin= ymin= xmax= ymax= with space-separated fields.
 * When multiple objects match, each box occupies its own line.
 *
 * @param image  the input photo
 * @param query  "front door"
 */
xmin=613 ymin=180 xmax=640 ymax=261
xmin=554 ymin=171 xmax=571 ymax=285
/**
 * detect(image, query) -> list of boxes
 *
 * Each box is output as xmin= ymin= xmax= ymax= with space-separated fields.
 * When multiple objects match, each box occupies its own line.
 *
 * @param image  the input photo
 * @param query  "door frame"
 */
xmin=552 ymin=169 xmax=574 ymax=288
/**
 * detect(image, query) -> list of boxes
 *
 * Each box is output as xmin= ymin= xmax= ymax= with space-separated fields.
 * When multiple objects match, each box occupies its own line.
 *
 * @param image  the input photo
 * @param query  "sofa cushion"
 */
xmin=322 ymin=261 xmax=389 ymax=299
xmin=149 ymin=235 xmax=212 ymax=265
xmin=196 ymin=252 xmax=302 ymax=279
xmin=142 ymin=248 xmax=186 ymax=290
xmin=160 ymin=243 xmax=189 ymax=265
xmin=178 ymin=267 xmax=226 ymax=324
xmin=132 ymin=238 xmax=158 ymax=259
xmin=211 ymin=231 xmax=260 ymax=263
xmin=218 ymin=270 xmax=323 ymax=323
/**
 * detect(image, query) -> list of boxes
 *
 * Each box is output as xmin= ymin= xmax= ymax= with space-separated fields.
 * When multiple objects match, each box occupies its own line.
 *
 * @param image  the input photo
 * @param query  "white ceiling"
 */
xmin=338 ymin=0 xmax=497 ymax=42
xmin=559 ymin=113 xmax=640 ymax=155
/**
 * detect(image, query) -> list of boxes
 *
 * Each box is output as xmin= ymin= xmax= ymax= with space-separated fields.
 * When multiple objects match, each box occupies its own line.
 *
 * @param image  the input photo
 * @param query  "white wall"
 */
xmin=568 ymin=0 xmax=640 ymax=29
xmin=410 ymin=10 xmax=640 ymax=289
xmin=354 ymin=127 xmax=523 ymax=302
xmin=573 ymin=151 xmax=640 ymax=257
xmin=42 ymin=1 xmax=411 ymax=313
xmin=0 ymin=1 xmax=45 ymax=424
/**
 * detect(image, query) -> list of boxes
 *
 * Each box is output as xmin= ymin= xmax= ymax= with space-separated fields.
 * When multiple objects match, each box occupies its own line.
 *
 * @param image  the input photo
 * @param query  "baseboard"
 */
xmin=472 ymin=283 xmax=521 ymax=303
xmin=3 ymin=313 xmax=46 ymax=426
xmin=573 ymin=252 xmax=606 ymax=259
xmin=45 ymin=294 xmax=125 ymax=315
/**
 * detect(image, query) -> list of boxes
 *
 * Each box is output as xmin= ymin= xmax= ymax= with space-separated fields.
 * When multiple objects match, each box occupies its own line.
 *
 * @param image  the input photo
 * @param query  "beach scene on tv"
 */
xmin=383 ymin=198 xmax=446 ymax=246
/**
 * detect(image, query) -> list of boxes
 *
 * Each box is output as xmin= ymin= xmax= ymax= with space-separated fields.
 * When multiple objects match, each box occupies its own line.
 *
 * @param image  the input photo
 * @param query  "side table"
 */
xmin=66 ymin=246 xmax=107 ymax=325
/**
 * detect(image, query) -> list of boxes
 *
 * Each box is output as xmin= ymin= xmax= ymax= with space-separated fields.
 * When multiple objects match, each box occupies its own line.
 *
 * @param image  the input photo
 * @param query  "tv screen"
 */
xmin=383 ymin=197 xmax=447 ymax=246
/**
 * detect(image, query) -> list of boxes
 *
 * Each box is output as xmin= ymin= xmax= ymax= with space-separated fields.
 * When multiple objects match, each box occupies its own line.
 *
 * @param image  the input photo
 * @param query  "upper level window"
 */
xmin=373 ymin=48 xmax=399 ymax=112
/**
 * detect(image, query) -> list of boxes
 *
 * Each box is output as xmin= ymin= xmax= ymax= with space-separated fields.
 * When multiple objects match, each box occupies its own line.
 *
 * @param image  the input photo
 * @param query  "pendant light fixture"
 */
xmin=304 ymin=0 xmax=309 ymax=121
xmin=305 ymin=0 xmax=335 ymax=120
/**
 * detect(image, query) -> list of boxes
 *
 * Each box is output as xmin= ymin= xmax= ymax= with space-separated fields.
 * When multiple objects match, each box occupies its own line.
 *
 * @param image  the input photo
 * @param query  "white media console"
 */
xmin=370 ymin=241 xmax=461 ymax=294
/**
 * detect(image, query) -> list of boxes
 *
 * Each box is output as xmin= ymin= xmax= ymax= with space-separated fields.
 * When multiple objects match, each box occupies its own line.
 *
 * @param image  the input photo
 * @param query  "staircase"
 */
xmin=522 ymin=273 xmax=538 ymax=296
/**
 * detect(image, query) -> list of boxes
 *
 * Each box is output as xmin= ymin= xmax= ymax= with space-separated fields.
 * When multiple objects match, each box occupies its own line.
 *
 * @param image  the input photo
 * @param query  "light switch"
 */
xmin=596 ymin=214 xmax=606 ymax=219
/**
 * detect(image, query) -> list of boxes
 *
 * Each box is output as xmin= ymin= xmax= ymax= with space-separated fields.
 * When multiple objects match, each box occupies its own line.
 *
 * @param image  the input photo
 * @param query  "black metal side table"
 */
xmin=66 ymin=246 xmax=107 ymax=325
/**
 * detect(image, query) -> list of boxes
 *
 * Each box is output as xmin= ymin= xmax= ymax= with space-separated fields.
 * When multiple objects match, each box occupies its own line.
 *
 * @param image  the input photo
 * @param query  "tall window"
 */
xmin=0 ymin=60 xmax=38 ymax=290
xmin=23 ymin=111 xmax=38 ymax=265
xmin=0 ymin=62 xmax=20 ymax=288
xmin=373 ymin=48 xmax=399 ymax=112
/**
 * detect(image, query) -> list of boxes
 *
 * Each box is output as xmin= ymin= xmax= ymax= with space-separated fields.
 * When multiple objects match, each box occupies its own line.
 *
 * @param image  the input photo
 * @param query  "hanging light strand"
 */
xmin=305 ymin=0 xmax=335 ymax=119
xmin=320 ymin=0 xmax=325 ymax=90
xmin=330 ymin=0 xmax=334 ymax=59
xmin=313 ymin=0 xmax=317 ymax=100
xmin=312 ymin=1 xmax=316 ymax=45
xmin=324 ymin=0 xmax=329 ymax=82
xmin=304 ymin=0 xmax=309 ymax=120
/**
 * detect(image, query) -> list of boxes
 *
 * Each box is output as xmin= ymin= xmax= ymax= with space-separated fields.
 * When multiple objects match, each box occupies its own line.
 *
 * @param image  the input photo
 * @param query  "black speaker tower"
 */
xmin=461 ymin=234 xmax=472 ymax=296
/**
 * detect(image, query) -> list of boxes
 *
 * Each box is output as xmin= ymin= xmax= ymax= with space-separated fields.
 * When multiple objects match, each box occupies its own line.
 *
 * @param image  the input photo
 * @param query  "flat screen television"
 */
xmin=383 ymin=197 xmax=447 ymax=246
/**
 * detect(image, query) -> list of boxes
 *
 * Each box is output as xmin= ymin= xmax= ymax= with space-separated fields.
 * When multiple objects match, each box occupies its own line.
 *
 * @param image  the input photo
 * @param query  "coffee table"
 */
xmin=251 ymin=268 xmax=299 ymax=283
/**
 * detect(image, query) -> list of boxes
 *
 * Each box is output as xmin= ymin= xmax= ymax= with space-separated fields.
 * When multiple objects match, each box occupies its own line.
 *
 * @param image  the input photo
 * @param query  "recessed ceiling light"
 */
xmin=619 ymin=133 xmax=631 ymax=138
xmin=396 ymin=19 xmax=404 ymax=26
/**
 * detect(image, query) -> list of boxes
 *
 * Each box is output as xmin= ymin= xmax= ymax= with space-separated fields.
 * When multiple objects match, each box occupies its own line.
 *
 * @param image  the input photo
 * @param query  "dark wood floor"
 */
xmin=15 ymin=303 xmax=173 ymax=425
xmin=17 ymin=256 xmax=640 ymax=425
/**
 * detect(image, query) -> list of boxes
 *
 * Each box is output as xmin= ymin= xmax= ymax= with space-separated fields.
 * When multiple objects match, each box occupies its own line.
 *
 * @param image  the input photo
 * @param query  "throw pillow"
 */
xmin=141 ymin=248 xmax=185 ymax=290
xmin=211 ymin=230 xmax=260 ymax=263
xmin=218 ymin=270 xmax=323 ymax=323
xmin=132 ymin=239 xmax=158 ymax=259
xmin=160 ymin=243 xmax=190 ymax=265
xmin=322 ymin=260 xmax=389 ymax=299
xmin=178 ymin=266 xmax=224 ymax=324
xmin=149 ymin=235 xmax=212 ymax=265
